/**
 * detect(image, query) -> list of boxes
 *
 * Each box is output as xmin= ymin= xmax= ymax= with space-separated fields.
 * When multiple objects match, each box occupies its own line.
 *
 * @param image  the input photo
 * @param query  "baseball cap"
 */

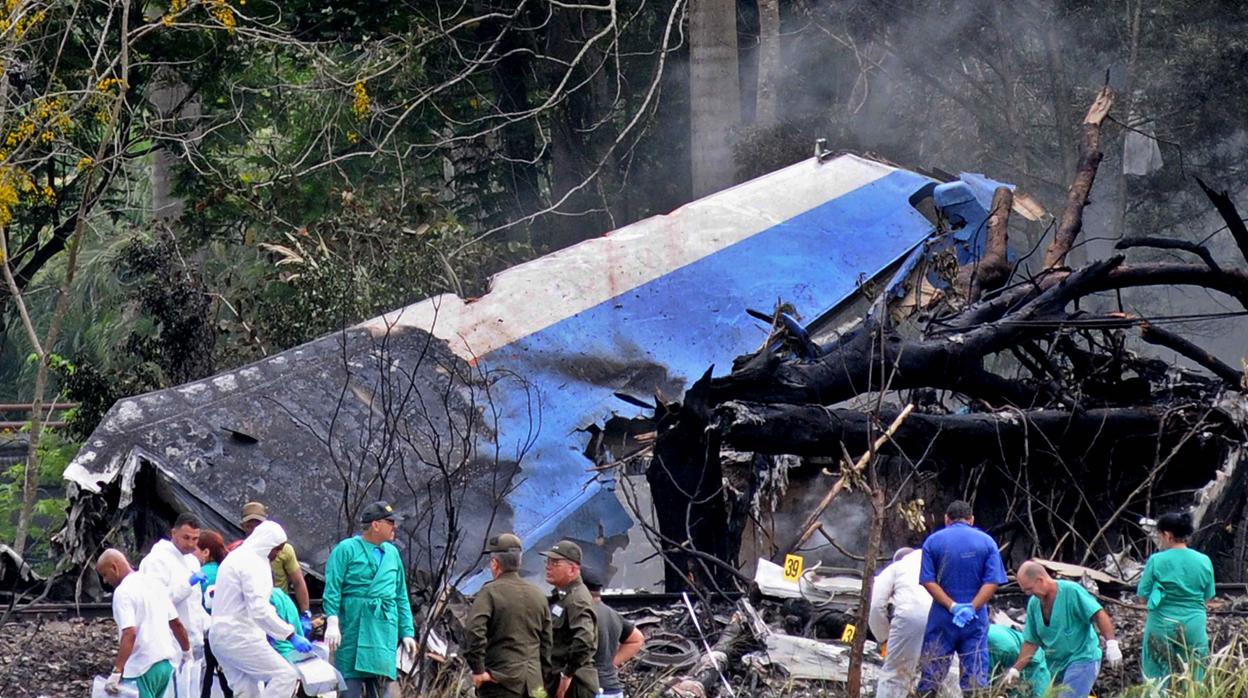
xmin=581 ymin=567 xmax=605 ymax=591
xmin=360 ymin=500 xmax=401 ymax=524
xmin=485 ymin=533 xmax=523 ymax=553
xmin=241 ymin=501 xmax=268 ymax=524
xmin=539 ymin=539 xmax=583 ymax=564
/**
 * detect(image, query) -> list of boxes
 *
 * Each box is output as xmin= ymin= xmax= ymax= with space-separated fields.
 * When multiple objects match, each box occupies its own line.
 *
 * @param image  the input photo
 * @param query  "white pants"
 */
xmin=209 ymin=622 xmax=300 ymax=698
xmin=876 ymin=609 xmax=927 ymax=698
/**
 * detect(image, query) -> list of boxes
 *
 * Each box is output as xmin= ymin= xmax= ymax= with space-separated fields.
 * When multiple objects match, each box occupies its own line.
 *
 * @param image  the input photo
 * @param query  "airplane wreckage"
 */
xmin=53 ymin=87 xmax=1248 ymax=602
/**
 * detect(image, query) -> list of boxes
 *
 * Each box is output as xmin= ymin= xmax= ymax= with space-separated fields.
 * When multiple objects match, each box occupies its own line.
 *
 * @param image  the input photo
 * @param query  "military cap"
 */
xmin=539 ymin=539 xmax=583 ymax=564
xmin=485 ymin=533 xmax=523 ymax=553
xmin=580 ymin=566 xmax=605 ymax=591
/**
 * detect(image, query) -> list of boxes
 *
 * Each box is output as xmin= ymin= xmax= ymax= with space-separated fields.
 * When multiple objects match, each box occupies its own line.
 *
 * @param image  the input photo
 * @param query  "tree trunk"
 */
xmin=1110 ymin=0 xmax=1143 ymax=247
xmin=689 ymin=0 xmax=741 ymax=197
xmin=754 ymin=0 xmax=780 ymax=127
xmin=847 ymin=457 xmax=884 ymax=697
xmin=1043 ymin=22 xmax=1076 ymax=192
xmin=546 ymin=6 xmax=613 ymax=249
xmin=487 ymin=13 xmax=543 ymax=230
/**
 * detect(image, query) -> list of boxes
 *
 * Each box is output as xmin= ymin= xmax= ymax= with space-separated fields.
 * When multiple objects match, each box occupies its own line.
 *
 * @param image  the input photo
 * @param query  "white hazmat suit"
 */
xmin=869 ymin=549 xmax=933 ymax=698
xmin=140 ymin=538 xmax=208 ymax=697
xmin=209 ymin=520 xmax=301 ymax=698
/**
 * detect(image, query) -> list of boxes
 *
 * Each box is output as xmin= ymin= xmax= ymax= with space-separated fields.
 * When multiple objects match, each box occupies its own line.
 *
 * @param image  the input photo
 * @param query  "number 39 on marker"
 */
xmin=783 ymin=553 xmax=804 ymax=581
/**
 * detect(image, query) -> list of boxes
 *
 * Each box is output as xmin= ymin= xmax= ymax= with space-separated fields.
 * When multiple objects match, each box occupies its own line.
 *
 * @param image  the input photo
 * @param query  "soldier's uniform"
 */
xmin=541 ymin=541 xmax=599 ymax=698
xmin=463 ymin=534 xmax=553 ymax=698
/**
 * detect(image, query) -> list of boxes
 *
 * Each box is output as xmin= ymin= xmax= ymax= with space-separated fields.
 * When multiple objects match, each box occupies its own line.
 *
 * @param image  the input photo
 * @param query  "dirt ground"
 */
xmin=2 ymin=599 xmax=1245 ymax=697
xmin=0 ymin=617 xmax=116 ymax=697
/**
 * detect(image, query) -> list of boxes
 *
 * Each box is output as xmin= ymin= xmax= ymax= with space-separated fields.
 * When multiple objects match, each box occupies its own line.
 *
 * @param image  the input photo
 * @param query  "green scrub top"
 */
xmin=270 ymin=587 xmax=305 ymax=661
xmin=1022 ymin=580 xmax=1103 ymax=677
xmin=1136 ymin=546 xmax=1215 ymax=680
xmin=199 ymin=561 xmax=220 ymax=613
xmin=988 ymin=625 xmax=1052 ymax=697
xmin=323 ymin=535 xmax=415 ymax=680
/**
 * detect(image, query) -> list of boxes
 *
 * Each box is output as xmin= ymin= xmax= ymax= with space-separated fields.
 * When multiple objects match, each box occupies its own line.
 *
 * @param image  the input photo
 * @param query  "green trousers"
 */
xmin=129 ymin=659 xmax=174 ymax=698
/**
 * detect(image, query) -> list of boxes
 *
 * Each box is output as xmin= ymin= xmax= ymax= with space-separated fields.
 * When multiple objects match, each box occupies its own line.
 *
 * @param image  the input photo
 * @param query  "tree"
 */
xmin=688 ymin=0 xmax=740 ymax=197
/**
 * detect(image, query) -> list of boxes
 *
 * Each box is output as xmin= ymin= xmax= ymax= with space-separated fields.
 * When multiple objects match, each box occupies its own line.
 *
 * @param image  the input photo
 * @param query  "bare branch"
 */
xmin=1138 ymin=322 xmax=1244 ymax=389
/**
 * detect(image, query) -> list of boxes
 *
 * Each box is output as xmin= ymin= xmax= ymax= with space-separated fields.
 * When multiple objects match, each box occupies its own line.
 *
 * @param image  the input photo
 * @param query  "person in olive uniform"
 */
xmin=542 ymin=540 xmax=599 ymax=698
xmin=463 ymin=533 xmax=553 ymax=698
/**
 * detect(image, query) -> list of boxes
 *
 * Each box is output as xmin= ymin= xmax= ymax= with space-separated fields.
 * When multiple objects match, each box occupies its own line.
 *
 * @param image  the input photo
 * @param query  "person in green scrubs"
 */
xmin=270 ymin=588 xmax=308 ymax=662
xmin=323 ymin=500 xmax=418 ymax=698
xmin=988 ymin=624 xmax=1050 ymax=697
xmin=1004 ymin=561 xmax=1121 ymax=698
xmin=1137 ymin=511 xmax=1216 ymax=684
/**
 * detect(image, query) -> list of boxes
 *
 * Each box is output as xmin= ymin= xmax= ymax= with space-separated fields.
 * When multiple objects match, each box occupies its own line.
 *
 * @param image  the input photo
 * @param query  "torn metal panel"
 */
xmin=0 ymin=543 xmax=40 ymax=592
xmin=65 ymin=153 xmax=974 ymax=591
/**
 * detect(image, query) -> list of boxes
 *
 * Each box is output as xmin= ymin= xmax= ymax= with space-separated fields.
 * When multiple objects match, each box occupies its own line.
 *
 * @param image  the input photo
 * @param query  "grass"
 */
xmin=1115 ymin=639 xmax=1248 ymax=698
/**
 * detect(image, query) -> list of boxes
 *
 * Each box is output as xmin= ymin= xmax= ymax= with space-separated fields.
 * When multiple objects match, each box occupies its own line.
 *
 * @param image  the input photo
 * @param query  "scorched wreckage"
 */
xmin=55 ymin=87 xmax=1248 ymax=603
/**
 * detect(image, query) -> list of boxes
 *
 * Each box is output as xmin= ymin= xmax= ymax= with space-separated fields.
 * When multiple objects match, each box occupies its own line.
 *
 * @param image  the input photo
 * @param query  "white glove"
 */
xmin=402 ymin=636 xmax=418 ymax=657
xmin=1002 ymin=667 xmax=1020 ymax=686
xmin=325 ymin=615 xmax=341 ymax=652
xmin=181 ymin=650 xmax=194 ymax=670
xmin=1105 ymin=639 xmax=1123 ymax=667
xmin=105 ymin=672 xmax=124 ymax=694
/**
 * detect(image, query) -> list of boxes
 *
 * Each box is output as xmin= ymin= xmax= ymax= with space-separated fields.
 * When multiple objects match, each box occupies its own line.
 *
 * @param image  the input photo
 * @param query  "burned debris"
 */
xmin=645 ymin=87 xmax=1248 ymax=599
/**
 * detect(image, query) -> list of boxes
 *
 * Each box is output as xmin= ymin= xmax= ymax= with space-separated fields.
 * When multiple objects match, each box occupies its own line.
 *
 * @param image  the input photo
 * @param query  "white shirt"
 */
xmin=112 ymin=571 xmax=181 ymax=678
xmin=139 ymin=539 xmax=207 ymax=643
xmin=869 ymin=549 xmax=930 ymax=643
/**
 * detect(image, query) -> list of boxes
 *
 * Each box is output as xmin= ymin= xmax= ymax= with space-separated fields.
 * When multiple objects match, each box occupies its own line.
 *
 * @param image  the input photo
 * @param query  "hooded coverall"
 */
xmin=140 ymin=538 xmax=208 ymax=696
xmin=869 ymin=549 xmax=932 ymax=698
xmin=209 ymin=521 xmax=301 ymax=698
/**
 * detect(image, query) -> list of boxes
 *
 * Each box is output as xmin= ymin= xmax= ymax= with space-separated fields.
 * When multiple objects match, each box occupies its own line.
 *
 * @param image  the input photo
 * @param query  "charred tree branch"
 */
xmin=969 ymin=187 xmax=1014 ymax=300
xmin=1043 ymin=86 xmax=1114 ymax=269
xmin=1115 ymin=236 xmax=1222 ymax=272
xmin=1195 ymin=177 xmax=1248 ymax=266
xmin=1138 ymin=323 xmax=1244 ymax=389
xmin=714 ymin=402 xmax=1217 ymax=459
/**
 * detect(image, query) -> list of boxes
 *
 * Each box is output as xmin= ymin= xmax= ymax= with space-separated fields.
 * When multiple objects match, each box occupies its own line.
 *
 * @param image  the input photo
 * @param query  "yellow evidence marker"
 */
xmin=783 ymin=553 xmax=804 ymax=581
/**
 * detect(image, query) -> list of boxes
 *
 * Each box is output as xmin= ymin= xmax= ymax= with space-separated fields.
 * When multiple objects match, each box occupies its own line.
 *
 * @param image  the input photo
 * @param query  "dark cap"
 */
xmin=539 ymin=539 xmax=583 ymax=564
xmin=581 ymin=567 xmax=605 ymax=591
xmin=360 ymin=501 xmax=401 ymax=524
xmin=485 ymin=533 xmax=522 ymax=553
xmin=241 ymin=501 xmax=268 ymax=524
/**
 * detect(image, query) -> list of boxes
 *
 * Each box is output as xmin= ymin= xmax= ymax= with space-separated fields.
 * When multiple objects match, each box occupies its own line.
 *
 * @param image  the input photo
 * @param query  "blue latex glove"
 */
xmin=189 ymin=571 xmax=208 ymax=587
xmin=951 ymin=603 xmax=976 ymax=628
xmin=290 ymin=634 xmax=314 ymax=654
xmin=300 ymin=611 xmax=313 ymax=636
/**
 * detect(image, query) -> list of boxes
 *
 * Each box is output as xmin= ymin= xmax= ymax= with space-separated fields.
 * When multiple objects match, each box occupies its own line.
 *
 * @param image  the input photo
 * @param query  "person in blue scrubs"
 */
xmin=917 ymin=500 xmax=1008 ymax=695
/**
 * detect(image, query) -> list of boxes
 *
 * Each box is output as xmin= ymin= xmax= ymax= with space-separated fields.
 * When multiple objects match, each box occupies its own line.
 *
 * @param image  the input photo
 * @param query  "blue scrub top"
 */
xmin=920 ymin=521 xmax=1008 ymax=604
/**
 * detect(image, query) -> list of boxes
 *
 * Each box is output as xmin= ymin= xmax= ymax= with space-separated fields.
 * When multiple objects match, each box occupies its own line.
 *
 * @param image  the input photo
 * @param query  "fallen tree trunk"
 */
xmin=714 ymin=402 xmax=1223 ymax=459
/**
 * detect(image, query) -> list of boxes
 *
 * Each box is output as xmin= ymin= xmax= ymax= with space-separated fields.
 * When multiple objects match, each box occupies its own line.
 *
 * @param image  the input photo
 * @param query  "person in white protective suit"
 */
xmin=139 ymin=512 xmax=209 ymax=697
xmin=870 ymin=548 xmax=933 ymax=698
xmin=209 ymin=520 xmax=311 ymax=697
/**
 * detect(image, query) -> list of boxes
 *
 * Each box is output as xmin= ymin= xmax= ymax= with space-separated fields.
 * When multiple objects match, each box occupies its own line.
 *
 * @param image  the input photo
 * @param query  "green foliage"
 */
xmin=0 ymin=429 xmax=76 ymax=570
xmin=1116 ymin=640 xmax=1248 ymax=697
